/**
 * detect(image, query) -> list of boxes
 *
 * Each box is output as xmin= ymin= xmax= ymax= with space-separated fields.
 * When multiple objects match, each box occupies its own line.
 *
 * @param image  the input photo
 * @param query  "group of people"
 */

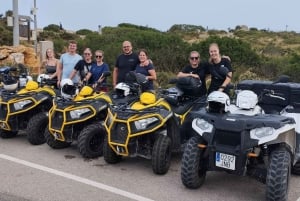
xmin=41 ymin=40 xmax=232 ymax=97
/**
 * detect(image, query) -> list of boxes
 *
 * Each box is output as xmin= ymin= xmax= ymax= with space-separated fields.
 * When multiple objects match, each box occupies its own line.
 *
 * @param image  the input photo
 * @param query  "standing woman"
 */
xmin=41 ymin=48 xmax=59 ymax=79
xmin=84 ymin=50 xmax=109 ymax=91
xmin=135 ymin=49 xmax=156 ymax=91
xmin=207 ymin=43 xmax=233 ymax=95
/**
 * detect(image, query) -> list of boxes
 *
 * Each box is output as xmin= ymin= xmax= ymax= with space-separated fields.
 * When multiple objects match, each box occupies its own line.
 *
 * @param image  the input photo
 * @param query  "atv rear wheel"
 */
xmin=266 ymin=148 xmax=291 ymax=201
xmin=152 ymin=135 xmax=172 ymax=175
xmin=0 ymin=129 xmax=18 ymax=138
xmin=78 ymin=123 xmax=106 ymax=158
xmin=44 ymin=128 xmax=71 ymax=149
xmin=103 ymin=135 xmax=122 ymax=164
xmin=181 ymin=136 xmax=207 ymax=189
xmin=27 ymin=113 xmax=47 ymax=145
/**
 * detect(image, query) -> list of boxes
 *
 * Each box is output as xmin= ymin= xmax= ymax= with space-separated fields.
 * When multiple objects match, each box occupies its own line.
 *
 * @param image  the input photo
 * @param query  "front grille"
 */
xmin=51 ymin=111 xmax=64 ymax=129
xmin=0 ymin=104 xmax=7 ymax=120
xmin=214 ymin=129 xmax=241 ymax=147
xmin=111 ymin=122 xmax=128 ymax=144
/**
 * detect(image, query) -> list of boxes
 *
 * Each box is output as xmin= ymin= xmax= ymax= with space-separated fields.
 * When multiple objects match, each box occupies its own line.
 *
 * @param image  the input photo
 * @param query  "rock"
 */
xmin=0 ymin=45 xmax=40 ymax=75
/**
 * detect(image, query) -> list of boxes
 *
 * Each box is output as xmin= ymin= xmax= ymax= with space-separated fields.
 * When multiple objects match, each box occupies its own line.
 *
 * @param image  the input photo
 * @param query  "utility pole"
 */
xmin=31 ymin=0 xmax=38 ymax=56
xmin=13 ymin=0 xmax=19 ymax=46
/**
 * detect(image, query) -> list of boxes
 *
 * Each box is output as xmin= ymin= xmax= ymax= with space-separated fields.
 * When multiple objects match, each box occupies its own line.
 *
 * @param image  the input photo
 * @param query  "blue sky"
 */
xmin=1 ymin=0 xmax=300 ymax=32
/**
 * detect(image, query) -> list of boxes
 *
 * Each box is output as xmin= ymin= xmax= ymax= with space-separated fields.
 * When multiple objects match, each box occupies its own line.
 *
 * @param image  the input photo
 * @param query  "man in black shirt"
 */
xmin=113 ymin=41 xmax=139 ymax=88
xmin=177 ymin=51 xmax=210 ymax=96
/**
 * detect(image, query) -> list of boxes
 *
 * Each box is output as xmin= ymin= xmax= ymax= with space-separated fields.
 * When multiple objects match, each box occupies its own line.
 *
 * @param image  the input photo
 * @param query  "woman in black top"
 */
xmin=207 ymin=43 xmax=233 ymax=95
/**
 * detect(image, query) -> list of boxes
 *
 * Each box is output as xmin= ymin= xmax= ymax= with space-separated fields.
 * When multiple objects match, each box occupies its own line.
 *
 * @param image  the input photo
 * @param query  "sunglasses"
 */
xmin=190 ymin=57 xmax=199 ymax=60
xmin=84 ymin=53 xmax=91 ymax=55
xmin=95 ymin=55 xmax=102 ymax=58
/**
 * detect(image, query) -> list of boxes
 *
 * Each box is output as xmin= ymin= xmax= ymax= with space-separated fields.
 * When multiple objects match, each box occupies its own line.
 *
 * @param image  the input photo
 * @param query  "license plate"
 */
xmin=215 ymin=152 xmax=236 ymax=170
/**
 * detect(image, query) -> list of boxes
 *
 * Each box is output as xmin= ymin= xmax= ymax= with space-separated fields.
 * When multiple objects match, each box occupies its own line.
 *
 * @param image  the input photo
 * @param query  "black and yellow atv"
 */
xmin=0 ymin=76 xmax=56 ymax=145
xmin=45 ymin=71 xmax=147 ymax=158
xmin=103 ymin=76 xmax=206 ymax=175
xmin=45 ymin=73 xmax=112 ymax=158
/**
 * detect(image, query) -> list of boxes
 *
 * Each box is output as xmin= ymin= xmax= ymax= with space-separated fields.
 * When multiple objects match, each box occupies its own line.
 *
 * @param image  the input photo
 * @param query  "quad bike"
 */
xmin=0 ymin=69 xmax=56 ymax=145
xmin=103 ymin=75 xmax=206 ymax=175
xmin=45 ymin=72 xmax=112 ymax=158
xmin=45 ymin=71 xmax=146 ymax=158
xmin=237 ymin=75 xmax=300 ymax=174
xmin=181 ymin=85 xmax=299 ymax=200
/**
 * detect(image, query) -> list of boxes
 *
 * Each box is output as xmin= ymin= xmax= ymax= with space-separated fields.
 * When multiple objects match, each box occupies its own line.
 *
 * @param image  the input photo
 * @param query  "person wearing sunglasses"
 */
xmin=207 ymin=43 xmax=233 ymax=95
xmin=69 ymin=48 xmax=95 ymax=85
xmin=57 ymin=40 xmax=82 ymax=86
xmin=177 ymin=51 xmax=210 ymax=96
xmin=84 ymin=50 xmax=109 ymax=91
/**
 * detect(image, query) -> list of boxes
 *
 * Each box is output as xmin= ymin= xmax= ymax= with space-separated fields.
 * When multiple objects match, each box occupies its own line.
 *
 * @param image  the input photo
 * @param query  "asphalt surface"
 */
xmin=0 ymin=132 xmax=299 ymax=201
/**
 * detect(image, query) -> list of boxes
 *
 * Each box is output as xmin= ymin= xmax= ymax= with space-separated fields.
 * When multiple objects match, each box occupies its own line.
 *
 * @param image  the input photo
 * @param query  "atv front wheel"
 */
xmin=266 ymin=148 xmax=291 ymax=201
xmin=0 ymin=129 xmax=18 ymax=138
xmin=27 ymin=113 xmax=47 ymax=145
xmin=78 ymin=123 xmax=106 ymax=158
xmin=103 ymin=136 xmax=122 ymax=164
xmin=44 ymin=128 xmax=71 ymax=149
xmin=152 ymin=135 xmax=172 ymax=175
xmin=181 ymin=136 xmax=207 ymax=189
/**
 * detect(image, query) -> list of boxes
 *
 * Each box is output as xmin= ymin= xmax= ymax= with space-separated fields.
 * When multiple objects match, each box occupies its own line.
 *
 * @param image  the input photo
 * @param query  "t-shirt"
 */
xmin=115 ymin=53 xmax=139 ymax=83
xmin=180 ymin=62 xmax=210 ymax=96
xmin=60 ymin=53 xmax=82 ymax=83
xmin=74 ymin=59 xmax=95 ymax=84
xmin=135 ymin=63 xmax=155 ymax=90
xmin=207 ymin=58 xmax=232 ymax=95
xmin=90 ymin=62 xmax=109 ymax=84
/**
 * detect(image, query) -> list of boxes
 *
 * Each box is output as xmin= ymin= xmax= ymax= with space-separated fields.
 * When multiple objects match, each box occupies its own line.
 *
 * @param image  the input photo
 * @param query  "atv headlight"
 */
xmin=192 ymin=118 xmax=213 ymax=136
xmin=14 ymin=100 xmax=32 ymax=110
xmin=134 ymin=117 xmax=159 ymax=130
xmin=250 ymin=127 xmax=275 ymax=139
xmin=69 ymin=108 xmax=91 ymax=119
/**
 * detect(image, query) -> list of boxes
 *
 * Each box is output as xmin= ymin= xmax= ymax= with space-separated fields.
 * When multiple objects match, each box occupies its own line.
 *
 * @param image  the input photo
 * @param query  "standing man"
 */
xmin=112 ymin=41 xmax=139 ymax=88
xmin=57 ymin=40 xmax=82 ymax=86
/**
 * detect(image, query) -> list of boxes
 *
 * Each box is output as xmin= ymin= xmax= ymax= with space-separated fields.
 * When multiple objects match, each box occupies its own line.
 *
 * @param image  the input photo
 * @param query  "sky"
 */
xmin=1 ymin=0 xmax=300 ymax=33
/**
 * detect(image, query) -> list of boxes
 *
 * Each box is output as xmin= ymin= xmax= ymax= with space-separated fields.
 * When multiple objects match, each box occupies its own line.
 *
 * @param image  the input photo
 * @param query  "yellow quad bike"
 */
xmin=0 ymin=77 xmax=56 ymax=145
xmin=104 ymin=76 xmax=206 ymax=175
xmin=45 ymin=72 xmax=113 ymax=158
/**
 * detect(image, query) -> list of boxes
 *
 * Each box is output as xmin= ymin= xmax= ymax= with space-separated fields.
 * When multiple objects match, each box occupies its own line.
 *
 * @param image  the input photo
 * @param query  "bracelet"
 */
xmin=219 ymin=86 xmax=226 ymax=89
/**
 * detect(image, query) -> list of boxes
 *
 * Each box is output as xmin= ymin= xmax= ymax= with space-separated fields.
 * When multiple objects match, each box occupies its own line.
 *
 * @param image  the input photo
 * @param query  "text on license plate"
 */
xmin=215 ymin=152 xmax=236 ymax=170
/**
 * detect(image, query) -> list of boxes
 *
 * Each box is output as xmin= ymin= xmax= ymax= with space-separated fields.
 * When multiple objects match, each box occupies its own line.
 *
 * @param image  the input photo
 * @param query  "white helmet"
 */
xmin=115 ymin=83 xmax=130 ymax=97
xmin=236 ymin=90 xmax=258 ymax=109
xmin=207 ymin=91 xmax=230 ymax=113
xmin=60 ymin=78 xmax=76 ymax=99
xmin=37 ymin=74 xmax=50 ymax=83
xmin=3 ymin=76 xmax=18 ymax=91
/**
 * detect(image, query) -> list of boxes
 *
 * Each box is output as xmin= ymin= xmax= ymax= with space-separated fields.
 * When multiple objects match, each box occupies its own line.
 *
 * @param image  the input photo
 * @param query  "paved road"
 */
xmin=0 ymin=133 xmax=299 ymax=201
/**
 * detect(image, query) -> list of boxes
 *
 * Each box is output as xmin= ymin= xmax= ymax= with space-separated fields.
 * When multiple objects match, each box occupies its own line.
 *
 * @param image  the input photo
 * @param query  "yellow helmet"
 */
xmin=25 ymin=80 xmax=39 ymax=90
xmin=79 ymin=86 xmax=93 ymax=96
xmin=140 ymin=92 xmax=156 ymax=105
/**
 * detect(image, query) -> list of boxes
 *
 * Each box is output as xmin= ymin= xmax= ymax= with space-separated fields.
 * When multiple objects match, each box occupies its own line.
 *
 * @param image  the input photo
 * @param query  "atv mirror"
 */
xmin=102 ymin=71 xmax=111 ymax=77
xmin=125 ymin=71 xmax=137 ymax=83
xmin=219 ymin=66 xmax=229 ymax=77
xmin=0 ymin=66 xmax=11 ymax=74
xmin=135 ymin=73 xmax=148 ymax=84
xmin=169 ymin=78 xmax=178 ymax=84
xmin=273 ymin=75 xmax=290 ymax=84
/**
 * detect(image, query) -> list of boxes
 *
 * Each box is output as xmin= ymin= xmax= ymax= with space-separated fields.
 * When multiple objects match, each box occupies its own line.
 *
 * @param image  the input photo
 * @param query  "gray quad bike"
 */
xmin=181 ymin=76 xmax=300 ymax=201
